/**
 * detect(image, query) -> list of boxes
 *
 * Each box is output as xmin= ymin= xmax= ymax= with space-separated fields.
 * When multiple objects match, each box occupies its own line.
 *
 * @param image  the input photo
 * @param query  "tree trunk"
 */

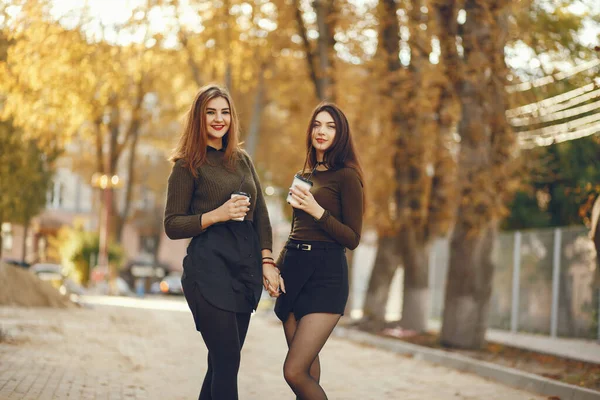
xmin=181 ymin=32 xmax=203 ymax=87
xmin=314 ymin=0 xmax=335 ymax=102
xmin=94 ymin=118 xmax=104 ymax=174
xmin=591 ymin=195 xmax=600 ymax=288
xmin=362 ymin=234 xmax=401 ymax=328
xmin=108 ymin=102 xmax=120 ymax=174
xmin=558 ymin=265 xmax=575 ymax=336
xmin=116 ymin=126 xmax=140 ymax=241
xmin=151 ymin=232 xmax=162 ymax=264
xmin=21 ymin=219 xmax=29 ymax=264
xmin=294 ymin=0 xmax=321 ymax=101
xmin=440 ymin=0 xmax=514 ymax=349
xmin=106 ymin=102 xmax=119 ymax=244
xmin=224 ymin=0 xmax=233 ymax=90
xmin=396 ymin=1 xmax=462 ymax=334
xmin=398 ymin=230 xmax=430 ymax=332
xmin=245 ymin=68 xmax=265 ymax=158
xmin=295 ymin=0 xmax=336 ymax=101
xmin=174 ymin=0 xmax=203 ymax=87
xmin=441 ymin=221 xmax=497 ymax=348
xmin=0 ymin=215 xmax=3 ymax=260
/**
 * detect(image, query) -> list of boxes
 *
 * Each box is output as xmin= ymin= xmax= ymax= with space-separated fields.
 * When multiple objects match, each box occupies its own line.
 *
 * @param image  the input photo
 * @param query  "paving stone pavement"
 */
xmin=0 ymin=297 xmax=547 ymax=399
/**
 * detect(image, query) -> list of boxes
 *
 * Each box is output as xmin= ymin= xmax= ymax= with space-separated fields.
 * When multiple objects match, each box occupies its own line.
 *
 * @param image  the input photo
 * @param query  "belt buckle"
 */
xmin=299 ymin=244 xmax=312 ymax=251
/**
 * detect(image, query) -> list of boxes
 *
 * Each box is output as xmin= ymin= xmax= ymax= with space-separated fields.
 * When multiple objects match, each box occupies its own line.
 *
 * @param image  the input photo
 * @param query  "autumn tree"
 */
xmin=0 ymin=22 xmax=56 ymax=261
xmin=502 ymin=0 xmax=599 ymax=230
xmin=291 ymin=0 xmax=337 ymax=102
xmin=0 ymin=0 xmax=179 ymax=245
xmin=167 ymin=0 xmax=287 ymax=157
xmin=361 ymin=0 xmax=459 ymax=331
xmin=0 ymin=120 xmax=56 ymax=260
xmin=0 ymin=120 xmax=22 ymax=259
xmin=436 ymin=0 xmax=599 ymax=348
xmin=440 ymin=0 xmax=518 ymax=349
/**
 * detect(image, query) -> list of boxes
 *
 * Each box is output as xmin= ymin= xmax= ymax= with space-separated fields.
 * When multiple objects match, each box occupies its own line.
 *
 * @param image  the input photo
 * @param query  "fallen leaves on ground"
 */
xmin=369 ymin=327 xmax=600 ymax=391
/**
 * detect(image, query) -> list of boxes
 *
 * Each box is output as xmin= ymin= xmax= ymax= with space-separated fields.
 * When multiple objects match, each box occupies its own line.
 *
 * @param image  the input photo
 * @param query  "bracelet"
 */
xmin=262 ymin=256 xmax=274 ymax=261
xmin=262 ymin=260 xmax=278 ymax=268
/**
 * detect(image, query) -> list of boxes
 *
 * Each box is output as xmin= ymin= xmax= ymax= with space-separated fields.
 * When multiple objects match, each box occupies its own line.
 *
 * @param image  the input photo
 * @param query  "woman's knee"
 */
xmin=211 ymin=349 xmax=241 ymax=373
xmin=283 ymin=360 xmax=308 ymax=386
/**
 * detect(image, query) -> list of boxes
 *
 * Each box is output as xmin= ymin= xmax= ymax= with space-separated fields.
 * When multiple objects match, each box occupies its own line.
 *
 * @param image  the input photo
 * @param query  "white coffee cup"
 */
xmin=286 ymin=174 xmax=313 ymax=207
xmin=231 ymin=191 xmax=250 ymax=221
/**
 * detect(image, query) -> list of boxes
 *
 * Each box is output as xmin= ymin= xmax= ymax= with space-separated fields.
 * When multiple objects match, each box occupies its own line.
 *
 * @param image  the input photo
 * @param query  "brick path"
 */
xmin=0 ymin=297 xmax=546 ymax=399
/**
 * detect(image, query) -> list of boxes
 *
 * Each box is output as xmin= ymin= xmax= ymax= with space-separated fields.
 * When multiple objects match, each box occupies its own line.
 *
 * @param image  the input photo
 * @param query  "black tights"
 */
xmin=194 ymin=292 xmax=251 ymax=400
xmin=282 ymin=313 xmax=341 ymax=400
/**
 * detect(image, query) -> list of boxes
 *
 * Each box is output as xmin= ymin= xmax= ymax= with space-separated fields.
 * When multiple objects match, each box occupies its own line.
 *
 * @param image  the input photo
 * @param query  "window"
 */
xmin=56 ymin=183 xmax=64 ymax=207
xmin=47 ymin=182 xmax=64 ymax=209
xmin=1 ymin=223 xmax=13 ymax=251
xmin=140 ymin=235 xmax=157 ymax=254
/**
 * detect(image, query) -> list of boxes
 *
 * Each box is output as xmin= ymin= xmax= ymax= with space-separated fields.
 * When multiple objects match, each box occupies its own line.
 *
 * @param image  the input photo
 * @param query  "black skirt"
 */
xmin=181 ymin=220 xmax=262 ymax=326
xmin=274 ymin=239 xmax=348 ymax=322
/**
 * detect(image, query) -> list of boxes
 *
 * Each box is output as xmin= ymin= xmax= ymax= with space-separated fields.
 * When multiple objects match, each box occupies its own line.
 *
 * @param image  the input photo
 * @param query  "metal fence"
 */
xmin=428 ymin=226 xmax=599 ymax=340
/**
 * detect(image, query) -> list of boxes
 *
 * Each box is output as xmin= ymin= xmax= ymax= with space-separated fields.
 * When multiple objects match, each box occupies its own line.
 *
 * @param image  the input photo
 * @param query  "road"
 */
xmin=0 ymin=296 xmax=546 ymax=399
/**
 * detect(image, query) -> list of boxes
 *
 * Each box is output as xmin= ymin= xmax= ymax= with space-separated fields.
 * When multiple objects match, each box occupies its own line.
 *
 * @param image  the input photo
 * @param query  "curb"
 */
xmin=333 ymin=327 xmax=600 ymax=400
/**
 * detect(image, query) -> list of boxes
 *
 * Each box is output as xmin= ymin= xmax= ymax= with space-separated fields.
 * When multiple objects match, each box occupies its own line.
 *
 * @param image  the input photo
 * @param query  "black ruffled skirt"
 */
xmin=181 ymin=221 xmax=262 ymax=329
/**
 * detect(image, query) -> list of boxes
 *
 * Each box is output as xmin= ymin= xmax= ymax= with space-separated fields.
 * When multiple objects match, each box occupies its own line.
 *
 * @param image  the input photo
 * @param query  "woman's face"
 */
xmin=205 ymin=96 xmax=231 ymax=142
xmin=311 ymin=111 xmax=336 ymax=153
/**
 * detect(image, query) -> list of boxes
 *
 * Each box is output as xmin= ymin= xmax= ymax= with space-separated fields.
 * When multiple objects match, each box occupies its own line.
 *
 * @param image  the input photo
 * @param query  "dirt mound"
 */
xmin=0 ymin=263 xmax=75 ymax=308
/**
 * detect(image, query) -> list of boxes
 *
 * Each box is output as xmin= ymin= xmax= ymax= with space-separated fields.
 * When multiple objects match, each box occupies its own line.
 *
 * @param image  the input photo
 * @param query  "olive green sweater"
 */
xmin=163 ymin=147 xmax=272 ymax=250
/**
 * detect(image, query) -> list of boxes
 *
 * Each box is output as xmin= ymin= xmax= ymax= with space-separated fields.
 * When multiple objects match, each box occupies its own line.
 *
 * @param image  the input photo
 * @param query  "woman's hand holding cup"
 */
xmin=288 ymin=185 xmax=325 ymax=220
xmin=217 ymin=194 xmax=250 ymax=222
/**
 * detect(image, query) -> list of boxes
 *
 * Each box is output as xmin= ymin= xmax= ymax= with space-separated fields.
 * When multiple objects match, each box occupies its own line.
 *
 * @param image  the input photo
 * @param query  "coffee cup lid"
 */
xmin=294 ymin=174 xmax=313 ymax=186
xmin=232 ymin=191 xmax=250 ymax=197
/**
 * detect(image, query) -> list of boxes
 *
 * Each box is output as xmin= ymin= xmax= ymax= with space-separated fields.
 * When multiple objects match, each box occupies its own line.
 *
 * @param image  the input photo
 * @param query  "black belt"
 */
xmin=285 ymin=241 xmax=344 ymax=252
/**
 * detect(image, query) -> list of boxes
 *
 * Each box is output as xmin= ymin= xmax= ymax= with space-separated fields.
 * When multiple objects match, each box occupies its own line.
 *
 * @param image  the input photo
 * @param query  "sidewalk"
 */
xmin=0 ymin=295 xmax=547 ymax=400
xmin=428 ymin=319 xmax=600 ymax=365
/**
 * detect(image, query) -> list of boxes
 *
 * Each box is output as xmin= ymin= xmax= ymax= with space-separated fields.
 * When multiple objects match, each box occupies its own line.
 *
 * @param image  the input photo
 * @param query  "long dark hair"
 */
xmin=170 ymin=84 xmax=240 ymax=176
xmin=302 ymin=102 xmax=366 ymax=206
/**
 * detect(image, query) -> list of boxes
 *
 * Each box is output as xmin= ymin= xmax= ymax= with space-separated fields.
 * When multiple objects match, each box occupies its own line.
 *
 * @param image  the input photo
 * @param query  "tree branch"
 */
xmin=174 ymin=0 xmax=203 ymax=87
xmin=293 ymin=0 xmax=322 ymax=100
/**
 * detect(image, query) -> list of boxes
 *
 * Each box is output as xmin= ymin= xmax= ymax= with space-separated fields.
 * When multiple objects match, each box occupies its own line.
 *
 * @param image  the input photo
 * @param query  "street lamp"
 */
xmin=91 ymin=173 xmax=123 ymax=291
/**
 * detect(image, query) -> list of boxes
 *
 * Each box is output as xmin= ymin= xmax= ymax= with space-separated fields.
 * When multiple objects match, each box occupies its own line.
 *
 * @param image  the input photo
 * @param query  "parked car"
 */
xmin=122 ymin=258 xmax=168 ymax=296
xmin=29 ymin=263 xmax=65 ymax=289
xmin=2 ymin=258 xmax=30 ymax=269
xmin=159 ymin=273 xmax=183 ymax=295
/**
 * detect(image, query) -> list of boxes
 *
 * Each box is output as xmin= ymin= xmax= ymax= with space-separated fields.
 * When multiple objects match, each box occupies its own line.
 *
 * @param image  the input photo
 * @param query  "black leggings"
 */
xmin=192 ymin=289 xmax=251 ymax=400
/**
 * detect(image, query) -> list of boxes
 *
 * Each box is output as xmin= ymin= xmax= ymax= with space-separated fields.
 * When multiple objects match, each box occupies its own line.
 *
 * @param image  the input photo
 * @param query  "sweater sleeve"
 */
xmin=275 ymin=212 xmax=295 ymax=268
xmin=243 ymin=151 xmax=273 ymax=251
xmin=315 ymin=168 xmax=363 ymax=250
xmin=163 ymin=160 xmax=205 ymax=240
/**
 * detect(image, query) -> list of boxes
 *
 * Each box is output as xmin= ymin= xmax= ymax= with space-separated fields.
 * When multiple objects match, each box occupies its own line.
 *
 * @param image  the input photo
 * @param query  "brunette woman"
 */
xmin=275 ymin=103 xmax=365 ymax=399
xmin=164 ymin=84 xmax=281 ymax=400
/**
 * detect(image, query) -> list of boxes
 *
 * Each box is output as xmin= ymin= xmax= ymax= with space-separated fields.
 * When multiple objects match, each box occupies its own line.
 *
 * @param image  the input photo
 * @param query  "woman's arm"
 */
xmin=163 ymin=162 xmax=205 ymax=240
xmin=244 ymin=151 xmax=273 ymax=251
xmin=289 ymin=168 xmax=363 ymax=249
xmin=164 ymin=161 xmax=249 ymax=239
xmin=315 ymin=168 xmax=363 ymax=249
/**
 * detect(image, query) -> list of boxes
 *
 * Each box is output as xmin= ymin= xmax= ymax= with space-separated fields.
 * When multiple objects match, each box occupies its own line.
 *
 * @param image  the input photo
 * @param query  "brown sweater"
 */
xmin=289 ymin=167 xmax=363 ymax=250
xmin=163 ymin=147 xmax=272 ymax=250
